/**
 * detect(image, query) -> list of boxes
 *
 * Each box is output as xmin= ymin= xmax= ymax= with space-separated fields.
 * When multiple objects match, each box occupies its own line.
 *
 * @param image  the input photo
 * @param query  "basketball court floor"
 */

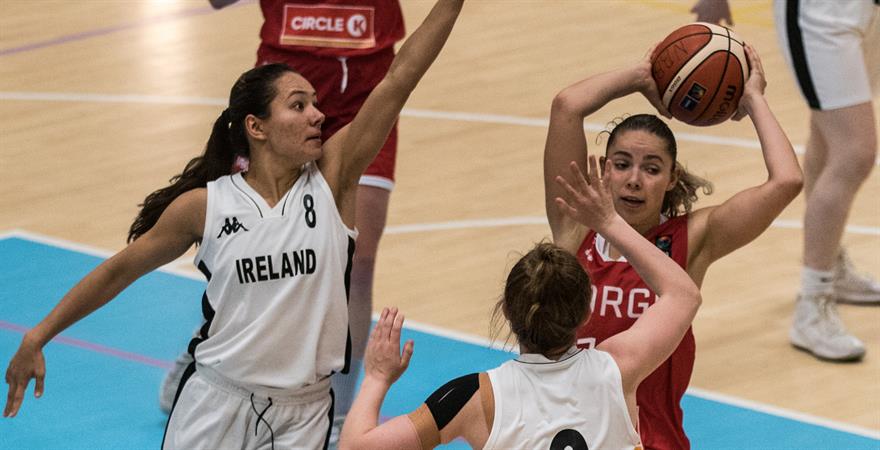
xmin=1 ymin=0 xmax=878 ymax=448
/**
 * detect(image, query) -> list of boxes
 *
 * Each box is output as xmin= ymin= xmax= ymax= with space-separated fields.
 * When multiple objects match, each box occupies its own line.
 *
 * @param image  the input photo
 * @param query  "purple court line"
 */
xmin=0 ymin=320 xmax=173 ymax=370
xmin=0 ymin=0 xmax=254 ymax=58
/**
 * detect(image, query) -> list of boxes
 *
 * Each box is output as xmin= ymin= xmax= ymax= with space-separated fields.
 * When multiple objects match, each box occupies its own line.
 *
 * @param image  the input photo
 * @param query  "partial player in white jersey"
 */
xmin=338 ymin=156 xmax=703 ymax=450
xmin=3 ymin=1 xmax=465 ymax=448
xmin=693 ymin=0 xmax=880 ymax=363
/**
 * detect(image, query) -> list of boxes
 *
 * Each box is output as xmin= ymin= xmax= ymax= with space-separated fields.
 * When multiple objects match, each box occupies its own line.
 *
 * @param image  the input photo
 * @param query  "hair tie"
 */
xmin=220 ymin=108 xmax=232 ymax=129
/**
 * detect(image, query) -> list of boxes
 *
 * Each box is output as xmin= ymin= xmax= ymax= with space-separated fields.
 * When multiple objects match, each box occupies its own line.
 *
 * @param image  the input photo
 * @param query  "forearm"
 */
xmin=746 ymin=95 xmax=803 ymax=191
xmin=339 ymin=375 xmax=391 ymax=447
xmin=599 ymin=216 xmax=699 ymax=303
xmin=554 ymin=65 xmax=644 ymax=119
xmin=26 ymin=258 xmax=138 ymax=348
xmin=386 ymin=0 xmax=464 ymax=92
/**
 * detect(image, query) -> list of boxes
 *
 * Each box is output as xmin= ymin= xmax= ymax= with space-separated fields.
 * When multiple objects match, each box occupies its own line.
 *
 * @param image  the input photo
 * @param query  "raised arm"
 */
xmin=320 ymin=0 xmax=464 ymax=219
xmin=339 ymin=307 xmax=419 ymax=449
xmin=690 ymin=45 xmax=803 ymax=266
xmin=545 ymin=51 xmax=668 ymax=252
xmin=3 ymin=190 xmax=204 ymax=417
xmin=555 ymin=156 xmax=701 ymax=391
xmin=339 ymin=308 xmax=490 ymax=450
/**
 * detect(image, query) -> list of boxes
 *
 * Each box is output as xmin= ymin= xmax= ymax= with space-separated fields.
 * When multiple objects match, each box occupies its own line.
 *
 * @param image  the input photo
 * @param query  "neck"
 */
xmin=520 ymin=342 xmax=575 ymax=360
xmin=242 ymin=159 xmax=302 ymax=207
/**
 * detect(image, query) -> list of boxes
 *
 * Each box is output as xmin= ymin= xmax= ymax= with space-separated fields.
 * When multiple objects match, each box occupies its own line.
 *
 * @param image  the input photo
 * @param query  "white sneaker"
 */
xmin=327 ymin=415 xmax=345 ymax=450
xmin=834 ymin=249 xmax=880 ymax=304
xmin=790 ymin=292 xmax=866 ymax=362
xmin=159 ymin=351 xmax=194 ymax=413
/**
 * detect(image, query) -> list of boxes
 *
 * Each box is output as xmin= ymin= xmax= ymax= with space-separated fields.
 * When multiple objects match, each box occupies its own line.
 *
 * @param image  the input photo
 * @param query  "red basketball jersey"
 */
xmin=576 ymin=215 xmax=694 ymax=450
xmin=258 ymin=0 xmax=404 ymax=58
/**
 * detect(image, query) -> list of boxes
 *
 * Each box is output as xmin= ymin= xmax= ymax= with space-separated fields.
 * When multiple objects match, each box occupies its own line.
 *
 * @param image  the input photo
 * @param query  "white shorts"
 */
xmin=163 ymin=364 xmax=334 ymax=450
xmin=774 ymin=0 xmax=880 ymax=111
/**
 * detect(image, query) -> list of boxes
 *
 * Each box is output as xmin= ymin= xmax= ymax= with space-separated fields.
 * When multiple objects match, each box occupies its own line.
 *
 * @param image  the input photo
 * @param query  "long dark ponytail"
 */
xmin=127 ymin=63 xmax=297 ymax=242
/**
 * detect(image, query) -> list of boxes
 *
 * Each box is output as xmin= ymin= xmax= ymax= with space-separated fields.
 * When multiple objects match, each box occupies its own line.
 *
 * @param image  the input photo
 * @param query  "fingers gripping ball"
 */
xmin=651 ymin=22 xmax=748 ymax=126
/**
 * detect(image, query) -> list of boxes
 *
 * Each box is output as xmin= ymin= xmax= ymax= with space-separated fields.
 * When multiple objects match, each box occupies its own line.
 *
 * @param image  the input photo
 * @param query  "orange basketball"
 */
xmin=651 ymin=22 xmax=748 ymax=127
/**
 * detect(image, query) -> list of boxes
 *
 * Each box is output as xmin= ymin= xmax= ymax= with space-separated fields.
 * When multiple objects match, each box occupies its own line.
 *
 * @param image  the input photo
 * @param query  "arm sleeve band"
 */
xmin=424 ymin=372 xmax=480 ymax=430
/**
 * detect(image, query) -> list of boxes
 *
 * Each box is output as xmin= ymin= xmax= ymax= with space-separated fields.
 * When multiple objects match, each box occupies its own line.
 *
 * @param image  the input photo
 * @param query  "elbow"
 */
xmin=383 ymin=66 xmax=419 ymax=97
xmin=684 ymin=284 xmax=703 ymax=311
xmin=775 ymin=171 xmax=804 ymax=202
xmin=551 ymin=89 xmax=579 ymax=115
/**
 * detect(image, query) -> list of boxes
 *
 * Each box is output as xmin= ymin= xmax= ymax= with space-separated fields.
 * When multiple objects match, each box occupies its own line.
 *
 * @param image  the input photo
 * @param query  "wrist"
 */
xmin=595 ymin=213 xmax=625 ymax=235
xmin=740 ymin=92 xmax=763 ymax=114
xmin=22 ymin=330 xmax=46 ymax=349
xmin=362 ymin=373 xmax=394 ymax=391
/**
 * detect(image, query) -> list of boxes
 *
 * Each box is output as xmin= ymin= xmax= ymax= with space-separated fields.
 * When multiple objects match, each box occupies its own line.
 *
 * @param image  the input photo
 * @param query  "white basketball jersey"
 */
xmin=485 ymin=348 xmax=642 ymax=450
xmin=192 ymin=163 xmax=357 ymax=390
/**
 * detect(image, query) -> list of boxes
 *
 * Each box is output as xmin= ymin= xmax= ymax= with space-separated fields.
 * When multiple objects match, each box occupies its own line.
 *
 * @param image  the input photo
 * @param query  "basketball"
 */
xmin=651 ymin=22 xmax=748 ymax=126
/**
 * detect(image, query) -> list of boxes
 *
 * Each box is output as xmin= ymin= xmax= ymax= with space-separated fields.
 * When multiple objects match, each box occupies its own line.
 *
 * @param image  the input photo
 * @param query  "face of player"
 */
xmin=260 ymin=72 xmax=326 ymax=164
xmin=604 ymin=129 xmax=677 ymax=234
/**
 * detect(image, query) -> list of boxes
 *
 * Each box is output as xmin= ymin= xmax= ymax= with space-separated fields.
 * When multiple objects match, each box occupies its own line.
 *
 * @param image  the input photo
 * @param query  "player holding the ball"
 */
xmin=543 ymin=42 xmax=803 ymax=450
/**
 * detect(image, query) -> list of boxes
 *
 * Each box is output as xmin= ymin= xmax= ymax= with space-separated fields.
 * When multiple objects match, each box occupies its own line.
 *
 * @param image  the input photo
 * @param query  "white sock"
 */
xmin=331 ymin=357 xmax=363 ymax=420
xmin=800 ymin=266 xmax=834 ymax=298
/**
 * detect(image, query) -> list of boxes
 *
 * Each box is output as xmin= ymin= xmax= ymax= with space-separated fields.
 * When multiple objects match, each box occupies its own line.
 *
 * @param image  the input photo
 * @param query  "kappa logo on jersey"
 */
xmin=217 ymin=217 xmax=249 ymax=238
xmin=280 ymin=4 xmax=376 ymax=49
xmin=655 ymin=235 xmax=673 ymax=257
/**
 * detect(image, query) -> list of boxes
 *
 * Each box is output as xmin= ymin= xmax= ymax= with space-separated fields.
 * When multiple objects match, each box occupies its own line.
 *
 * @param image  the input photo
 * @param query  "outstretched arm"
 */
xmin=3 ymin=190 xmax=204 ymax=417
xmin=321 ymin=0 xmax=464 ymax=222
xmin=339 ymin=307 xmax=418 ymax=449
xmin=555 ymin=156 xmax=701 ymax=391
xmin=545 ymin=49 xmax=669 ymax=252
xmin=339 ymin=308 xmax=490 ymax=450
xmin=691 ymin=44 xmax=803 ymax=265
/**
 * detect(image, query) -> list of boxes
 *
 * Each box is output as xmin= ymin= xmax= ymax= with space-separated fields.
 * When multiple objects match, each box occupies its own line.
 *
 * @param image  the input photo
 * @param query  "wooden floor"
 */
xmin=1 ymin=0 xmax=878 ymax=432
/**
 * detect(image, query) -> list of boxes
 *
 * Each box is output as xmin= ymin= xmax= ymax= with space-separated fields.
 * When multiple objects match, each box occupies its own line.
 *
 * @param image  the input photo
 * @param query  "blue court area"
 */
xmin=1 ymin=234 xmax=878 ymax=449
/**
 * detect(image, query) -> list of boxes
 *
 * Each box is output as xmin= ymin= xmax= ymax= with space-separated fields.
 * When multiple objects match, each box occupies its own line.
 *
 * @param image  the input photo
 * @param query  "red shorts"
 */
xmin=257 ymin=45 xmax=398 ymax=190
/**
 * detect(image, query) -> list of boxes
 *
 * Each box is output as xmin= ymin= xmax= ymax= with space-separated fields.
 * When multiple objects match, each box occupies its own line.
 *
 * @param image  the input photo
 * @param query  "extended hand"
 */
xmin=554 ymin=155 xmax=618 ymax=232
xmin=733 ymin=43 xmax=766 ymax=121
xmin=364 ymin=307 xmax=413 ymax=386
xmin=4 ymin=338 xmax=45 ymax=418
xmin=640 ymin=44 xmax=672 ymax=119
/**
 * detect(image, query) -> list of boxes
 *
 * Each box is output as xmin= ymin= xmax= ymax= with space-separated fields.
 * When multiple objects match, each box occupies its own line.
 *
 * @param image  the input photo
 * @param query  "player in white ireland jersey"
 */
xmin=3 ymin=1 xmax=465 ymax=448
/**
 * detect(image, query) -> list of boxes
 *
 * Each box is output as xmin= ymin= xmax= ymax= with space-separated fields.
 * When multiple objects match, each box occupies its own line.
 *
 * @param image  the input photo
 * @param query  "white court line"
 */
xmin=5 ymin=89 xmax=854 ymax=161
xmin=3 ymin=228 xmax=879 ymax=438
xmin=382 ymin=216 xmax=880 ymax=237
xmin=0 ymin=229 xmax=206 ymax=282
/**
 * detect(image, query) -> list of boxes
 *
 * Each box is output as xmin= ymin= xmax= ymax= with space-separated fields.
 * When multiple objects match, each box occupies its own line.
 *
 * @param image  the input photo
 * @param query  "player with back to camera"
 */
xmin=161 ymin=5 xmax=408 ymax=441
xmin=543 ymin=44 xmax=803 ymax=449
xmin=3 ymin=1 xmax=463 ymax=448
xmin=693 ymin=0 xmax=880 ymax=363
xmin=337 ymin=154 xmax=702 ymax=449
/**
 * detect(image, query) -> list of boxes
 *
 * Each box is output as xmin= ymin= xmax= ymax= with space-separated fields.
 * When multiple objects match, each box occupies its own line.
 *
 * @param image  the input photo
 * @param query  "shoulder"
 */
xmin=163 ymin=188 xmax=207 ymax=239
xmin=172 ymin=188 xmax=207 ymax=209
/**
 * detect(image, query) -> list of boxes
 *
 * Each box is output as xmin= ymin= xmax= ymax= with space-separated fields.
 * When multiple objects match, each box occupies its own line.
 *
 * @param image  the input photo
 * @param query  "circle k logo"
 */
xmin=347 ymin=14 xmax=367 ymax=37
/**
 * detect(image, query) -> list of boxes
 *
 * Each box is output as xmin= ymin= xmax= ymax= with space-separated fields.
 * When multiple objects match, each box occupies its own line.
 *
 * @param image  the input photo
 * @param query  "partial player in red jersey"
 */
xmin=543 ymin=44 xmax=803 ymax=450
xmin=161 ymin=1 xmax=406 ymax=441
